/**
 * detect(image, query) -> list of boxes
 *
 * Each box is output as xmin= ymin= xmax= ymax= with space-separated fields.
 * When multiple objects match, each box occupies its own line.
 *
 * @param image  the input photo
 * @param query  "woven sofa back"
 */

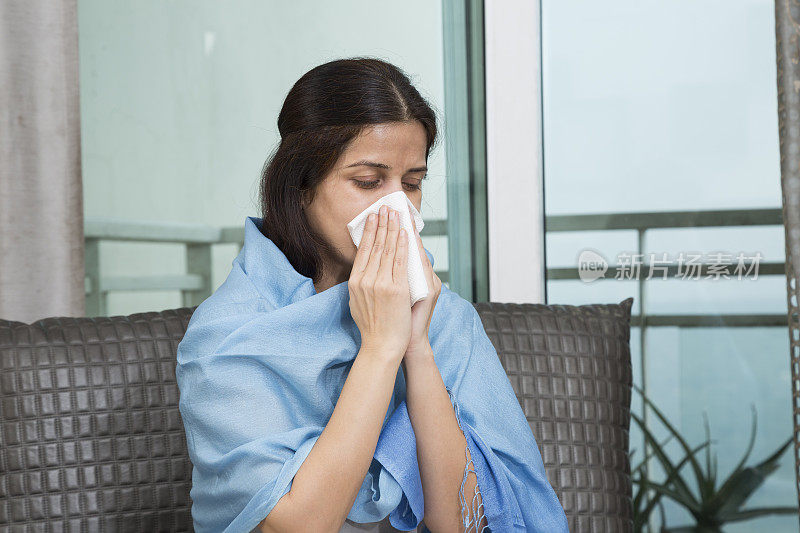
xmin=0 ymin=298 xmax=633 ymax=532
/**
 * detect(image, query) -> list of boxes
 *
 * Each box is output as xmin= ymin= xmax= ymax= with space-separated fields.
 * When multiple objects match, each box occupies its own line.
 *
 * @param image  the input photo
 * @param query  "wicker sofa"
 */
xmin=0 ymin=297 xmax=634 ymax=532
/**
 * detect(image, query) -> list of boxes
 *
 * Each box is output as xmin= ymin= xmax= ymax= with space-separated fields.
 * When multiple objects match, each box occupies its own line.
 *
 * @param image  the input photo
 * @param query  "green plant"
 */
xmin=629 ymin=383 xmax=797 ymax=532
xmin=630 ymin=428 xmax=712 ymax=531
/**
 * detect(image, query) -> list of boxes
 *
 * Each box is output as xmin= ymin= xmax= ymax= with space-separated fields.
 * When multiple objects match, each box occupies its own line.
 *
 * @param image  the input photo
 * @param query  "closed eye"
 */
xmin=354 ymin=180 xmax=421 ymax=191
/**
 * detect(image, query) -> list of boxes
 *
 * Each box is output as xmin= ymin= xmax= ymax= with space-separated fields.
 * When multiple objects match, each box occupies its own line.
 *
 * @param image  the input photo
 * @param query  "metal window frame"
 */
xmin=442 ymin=0 xmax=489 ymax=303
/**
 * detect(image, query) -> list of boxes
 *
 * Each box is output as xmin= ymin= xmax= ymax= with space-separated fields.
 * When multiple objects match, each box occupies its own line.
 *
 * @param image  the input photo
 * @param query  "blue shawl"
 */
xmin=176 ymin=216 xmax=569 ymax=533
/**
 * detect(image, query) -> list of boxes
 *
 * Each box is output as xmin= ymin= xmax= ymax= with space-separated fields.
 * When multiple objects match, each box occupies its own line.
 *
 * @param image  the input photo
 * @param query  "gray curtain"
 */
xmin=775 ymin=0 xmax=800 ymax=518
xmin=0 ymin=0 xmax=84 ymax=323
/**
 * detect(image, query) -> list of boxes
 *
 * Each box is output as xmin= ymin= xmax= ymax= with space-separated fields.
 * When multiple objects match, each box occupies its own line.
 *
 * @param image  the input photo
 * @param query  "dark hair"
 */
xmin=258 ymin=57 xmax=439 ymax=284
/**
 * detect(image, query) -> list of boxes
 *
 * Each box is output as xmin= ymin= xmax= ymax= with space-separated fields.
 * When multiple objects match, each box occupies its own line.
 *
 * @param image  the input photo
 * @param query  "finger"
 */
xmin=394 ymin=226 xmax=409 ymax=286
xmin=378 ymin=208 xmax=401 ymax=281
xmin=353 ymin=212 xmax=378 ymax=274
xmin=363 ymin=205 xmax=389 ymax=282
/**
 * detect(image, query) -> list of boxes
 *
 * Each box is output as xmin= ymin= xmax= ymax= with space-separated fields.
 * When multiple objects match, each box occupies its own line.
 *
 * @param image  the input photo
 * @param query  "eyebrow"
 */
xmin=344 ymin=159 xmax=428 ymax=174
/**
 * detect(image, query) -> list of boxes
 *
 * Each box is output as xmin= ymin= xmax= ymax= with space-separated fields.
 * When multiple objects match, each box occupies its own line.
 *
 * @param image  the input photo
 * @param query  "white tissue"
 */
xmin=346 ymin=190 xmax=429 ymax=306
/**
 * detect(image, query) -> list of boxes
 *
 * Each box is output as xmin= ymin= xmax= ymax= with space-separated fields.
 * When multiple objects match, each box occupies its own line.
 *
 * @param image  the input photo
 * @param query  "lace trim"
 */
xmin=447 ymin=387 xmax=489 ymax=532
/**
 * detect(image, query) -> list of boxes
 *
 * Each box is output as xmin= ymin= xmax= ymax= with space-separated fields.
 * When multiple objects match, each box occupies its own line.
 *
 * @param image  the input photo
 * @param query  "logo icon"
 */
xmin=577 ymin=249 xmax=608 ymax=282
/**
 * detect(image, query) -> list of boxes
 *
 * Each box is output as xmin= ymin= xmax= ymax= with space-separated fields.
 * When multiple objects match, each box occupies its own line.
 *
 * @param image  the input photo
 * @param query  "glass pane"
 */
xmin=78 ymin=0 xmax=477 ymax=315
xmin=541 ymin=1 xmax=793 ymax=531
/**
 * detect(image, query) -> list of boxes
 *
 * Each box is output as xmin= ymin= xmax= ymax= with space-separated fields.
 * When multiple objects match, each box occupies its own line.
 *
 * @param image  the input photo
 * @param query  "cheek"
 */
xmin=332 ymin=214 xmax=358 ymax=257
xmin=343 ymin=245 xmax=358 ymax=265
xmin=338 ymin=224 xmax=355 ymax=248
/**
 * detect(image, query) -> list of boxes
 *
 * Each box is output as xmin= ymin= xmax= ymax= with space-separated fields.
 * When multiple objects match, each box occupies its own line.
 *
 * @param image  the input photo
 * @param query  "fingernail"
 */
xmin=368 ymin=213 xmax=376 ymax=223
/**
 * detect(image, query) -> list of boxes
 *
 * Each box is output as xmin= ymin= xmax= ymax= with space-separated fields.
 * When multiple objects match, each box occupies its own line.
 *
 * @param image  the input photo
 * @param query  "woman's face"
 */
xmin=304 ymin=120 xmax=428 ymax=288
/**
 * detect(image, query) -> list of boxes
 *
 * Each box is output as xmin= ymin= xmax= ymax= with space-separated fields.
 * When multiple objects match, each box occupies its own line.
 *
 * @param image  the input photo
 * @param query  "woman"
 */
xmin=176 ymin=57 xmax=569 ymax=533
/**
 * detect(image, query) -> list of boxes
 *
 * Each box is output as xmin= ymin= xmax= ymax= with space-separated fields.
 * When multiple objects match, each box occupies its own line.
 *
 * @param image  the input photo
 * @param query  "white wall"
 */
xmin=78 ymin=0 xmax=449 ymax=315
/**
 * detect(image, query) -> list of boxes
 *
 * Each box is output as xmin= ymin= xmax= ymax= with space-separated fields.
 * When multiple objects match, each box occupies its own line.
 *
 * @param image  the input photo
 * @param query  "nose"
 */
xmin=375 ymin=188 xmax=414 ymax=210
xmin=367 ymin=181 xmax=404 ymax=200
xmin=386 ymin=181 xmax=405 ymax=195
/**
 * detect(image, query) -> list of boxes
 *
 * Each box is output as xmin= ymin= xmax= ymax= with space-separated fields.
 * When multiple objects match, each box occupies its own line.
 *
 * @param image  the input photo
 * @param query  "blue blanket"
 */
xmin=176 ymin=216 xmax=570 ymax=532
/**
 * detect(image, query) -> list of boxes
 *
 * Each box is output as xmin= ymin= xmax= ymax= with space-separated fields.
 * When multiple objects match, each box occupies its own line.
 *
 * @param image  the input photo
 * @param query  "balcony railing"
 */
xmin=85 ymin=208 xmax=786 ymax=327
xmin=83 ymin=217 xmax=450 ymax=317
xmin=545 ymin=207 xmax=786 ymax=328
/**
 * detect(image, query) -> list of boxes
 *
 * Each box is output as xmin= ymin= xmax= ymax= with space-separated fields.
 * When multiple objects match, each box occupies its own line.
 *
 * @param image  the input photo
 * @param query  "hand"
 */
xmin=403 ymin=213 xmax=442 ymax=364
xmin=348 ymin=205 xmax=412 ymax=364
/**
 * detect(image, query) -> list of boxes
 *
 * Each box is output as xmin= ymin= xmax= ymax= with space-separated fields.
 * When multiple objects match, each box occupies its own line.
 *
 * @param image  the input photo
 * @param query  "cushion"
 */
xmin=0 ymin=309 xmax=195 ymax=531
xmin=473 ymin=297 xmax=634 ymax=532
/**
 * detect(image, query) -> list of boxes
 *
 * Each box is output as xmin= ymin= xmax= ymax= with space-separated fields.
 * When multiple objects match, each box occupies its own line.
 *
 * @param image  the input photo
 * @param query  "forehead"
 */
xmin=338 ymin=122 xmax=427 ymax=168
